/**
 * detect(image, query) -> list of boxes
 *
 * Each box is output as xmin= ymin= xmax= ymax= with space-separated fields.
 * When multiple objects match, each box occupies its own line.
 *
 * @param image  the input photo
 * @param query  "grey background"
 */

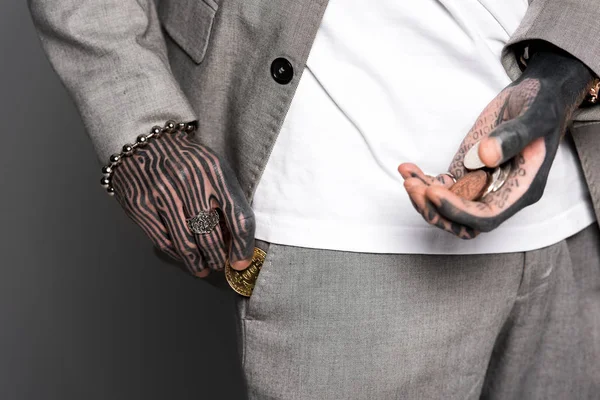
xmin=0 ymin=1 xmax=245 ymax=398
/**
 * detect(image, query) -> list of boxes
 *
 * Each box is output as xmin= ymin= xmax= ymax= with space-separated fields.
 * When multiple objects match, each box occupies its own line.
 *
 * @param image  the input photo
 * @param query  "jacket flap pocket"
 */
xmin=158 ymin=0 xmax=218 ymax=64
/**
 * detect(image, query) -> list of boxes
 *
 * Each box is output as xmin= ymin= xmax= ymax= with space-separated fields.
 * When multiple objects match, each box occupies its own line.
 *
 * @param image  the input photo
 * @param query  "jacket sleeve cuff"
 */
xmin=500 ymin=0 xmax=600 ymax=125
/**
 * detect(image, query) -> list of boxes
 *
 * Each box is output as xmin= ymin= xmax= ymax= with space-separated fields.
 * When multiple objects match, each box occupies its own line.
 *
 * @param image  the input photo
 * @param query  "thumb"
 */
xmin=478 ymin=119 xmax=540 ymax=168
xmin=230 ymin=257 xmax=253 ymax=271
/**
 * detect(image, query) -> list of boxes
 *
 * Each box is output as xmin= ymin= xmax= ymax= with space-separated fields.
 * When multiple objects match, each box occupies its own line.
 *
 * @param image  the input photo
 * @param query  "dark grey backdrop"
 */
xmin=0 ymin=1 xmax=245 ymax=398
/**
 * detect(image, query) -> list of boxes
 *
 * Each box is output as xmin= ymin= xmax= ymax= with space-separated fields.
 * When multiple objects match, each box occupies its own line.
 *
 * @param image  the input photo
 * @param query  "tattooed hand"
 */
xmin=111 ymin=129 xmax=255 ymax=278
xmin=398 ymin=42 xmax=596 ymax=239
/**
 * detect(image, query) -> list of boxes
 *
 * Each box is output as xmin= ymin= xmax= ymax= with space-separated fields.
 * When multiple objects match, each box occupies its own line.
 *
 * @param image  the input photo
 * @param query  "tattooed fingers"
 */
xmin=398 ymin=163 xmax=479 ymax=239
xmin=400 ymin=50 xmax=596 ymax=238
xmin=111 ymin=131 xmax=257 ymax=278
xmin=154 ymin=194 xmax=211 ymax=277
xmin=191 ymin=209 xmax=229 ymax=272
xmin=424 ymin=137 xmax=547 ymax=232
xmin=112 ymin=161 xmax=181 ymax=261
xmin=481 ymin=99 xmax=559 ymax=169
xmin=209 ymin=154 xmax=257 ymax=271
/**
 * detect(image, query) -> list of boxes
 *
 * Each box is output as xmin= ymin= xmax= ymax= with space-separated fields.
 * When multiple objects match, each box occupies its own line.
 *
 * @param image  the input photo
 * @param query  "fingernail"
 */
xmin=230 ymin=258 xmax=252 ymax=271
xmin=479 ymin=137 xmax=502 ymax=167
xmin=398 ymin=165 xmax=409 ymax=179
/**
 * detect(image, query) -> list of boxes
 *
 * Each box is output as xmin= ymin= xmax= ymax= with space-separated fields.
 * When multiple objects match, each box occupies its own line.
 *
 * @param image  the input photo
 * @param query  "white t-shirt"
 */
xmin=251 ymin=0 xmax=596 ymax=254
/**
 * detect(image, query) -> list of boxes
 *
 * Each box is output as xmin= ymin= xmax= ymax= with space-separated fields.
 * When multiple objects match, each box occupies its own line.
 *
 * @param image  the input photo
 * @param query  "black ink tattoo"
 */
xmin=112 ymin=131 xmax=256 ymax=277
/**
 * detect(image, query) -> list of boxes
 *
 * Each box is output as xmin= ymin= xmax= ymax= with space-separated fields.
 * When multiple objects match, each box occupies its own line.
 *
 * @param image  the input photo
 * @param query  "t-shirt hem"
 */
xmin=253 ymin=202 xmax=597 ymax=255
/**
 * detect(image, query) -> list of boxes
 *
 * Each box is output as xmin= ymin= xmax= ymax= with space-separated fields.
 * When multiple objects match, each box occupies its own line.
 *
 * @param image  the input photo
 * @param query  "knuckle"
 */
xmin=525 ymin=106 xmax=559 ymax=136
xmin=177 ymin=165 xmax=193 ymax=181
xmin=505 ymin=121 xmax=529 ymax=146
xmin=236 ymin=212 xmax=256 ymax=232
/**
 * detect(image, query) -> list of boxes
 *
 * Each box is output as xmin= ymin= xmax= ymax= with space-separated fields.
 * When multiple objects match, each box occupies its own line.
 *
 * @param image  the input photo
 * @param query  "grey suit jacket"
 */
xmin=29 ymin=0 xmax=600 ymax=230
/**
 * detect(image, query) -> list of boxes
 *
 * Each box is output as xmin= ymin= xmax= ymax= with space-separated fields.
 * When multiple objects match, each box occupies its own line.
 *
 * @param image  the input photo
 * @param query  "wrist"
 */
xmin=521 ymin=40 xmax=595 ymax=104
xmin=100 ymin=120 xmax=198 ymax=196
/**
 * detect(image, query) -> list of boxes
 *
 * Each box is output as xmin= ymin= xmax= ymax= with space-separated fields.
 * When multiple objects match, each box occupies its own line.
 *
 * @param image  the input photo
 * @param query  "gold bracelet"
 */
xmin=586 ymin=77 xmax=600 ymax=104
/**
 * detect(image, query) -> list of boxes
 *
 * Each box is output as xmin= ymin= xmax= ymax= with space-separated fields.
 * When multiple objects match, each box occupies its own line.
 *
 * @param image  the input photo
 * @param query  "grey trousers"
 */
xmin=234 ymin=224 xmax=600 ymax=399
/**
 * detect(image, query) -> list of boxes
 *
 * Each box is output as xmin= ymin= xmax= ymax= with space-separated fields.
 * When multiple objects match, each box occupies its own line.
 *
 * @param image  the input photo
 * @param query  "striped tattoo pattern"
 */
xmin=111 ymin=131 xmax=255 ymax=277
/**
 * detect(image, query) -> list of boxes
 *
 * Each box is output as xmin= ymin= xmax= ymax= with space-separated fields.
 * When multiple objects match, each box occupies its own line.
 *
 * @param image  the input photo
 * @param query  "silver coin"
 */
xmin=464 ymin=141 xmax=486 ymax=170
xmin=481 ymin=162 xmax=512 ymax=199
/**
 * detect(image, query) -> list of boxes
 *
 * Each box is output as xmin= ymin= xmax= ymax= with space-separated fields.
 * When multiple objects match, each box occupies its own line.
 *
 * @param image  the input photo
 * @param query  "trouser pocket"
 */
xmin=232 ymin=239 xmax=273 ymax=368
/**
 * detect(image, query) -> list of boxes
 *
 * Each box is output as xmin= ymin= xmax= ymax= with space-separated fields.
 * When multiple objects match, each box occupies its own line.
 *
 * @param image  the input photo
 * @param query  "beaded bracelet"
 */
xmin=100 ymin=120 xmax=198 ymax=196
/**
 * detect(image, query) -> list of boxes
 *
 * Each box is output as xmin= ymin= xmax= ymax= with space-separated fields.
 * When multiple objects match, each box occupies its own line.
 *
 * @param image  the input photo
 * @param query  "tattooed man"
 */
xmin=30 ymin=0 xmax=600 ymax=398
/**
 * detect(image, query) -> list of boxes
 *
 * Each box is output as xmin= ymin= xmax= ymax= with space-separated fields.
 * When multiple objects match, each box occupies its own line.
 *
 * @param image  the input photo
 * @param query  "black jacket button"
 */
xmin=271 ymin=57 xmax=294 ymax=84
